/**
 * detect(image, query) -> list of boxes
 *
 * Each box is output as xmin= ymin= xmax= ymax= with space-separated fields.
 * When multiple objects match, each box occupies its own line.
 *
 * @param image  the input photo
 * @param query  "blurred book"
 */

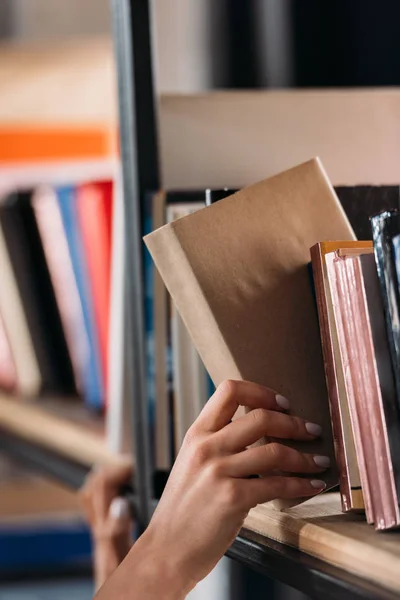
xmin=0 ymin=191 xmax=75 ymax=394
xmin=56 ymin=186 xmax=104 ymax=410
xmin=0 ymin=217 xmax=41 ymax=396
xmin=77 ymin=180 xmax=113 ymax=403
xmin=0 ymin=311 xmax=17 ymax=393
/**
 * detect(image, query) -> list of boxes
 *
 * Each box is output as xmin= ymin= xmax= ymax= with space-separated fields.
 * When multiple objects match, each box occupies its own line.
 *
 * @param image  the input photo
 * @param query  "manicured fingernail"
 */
xmin=313 ymin=455 xmax=331 ymax=469
xmin=305 ymin=422 xmax=322 ymax=436
xmin=310 ymin=479 xmax=326 ymax=490
xmin=276 ymin=394 xmax=290 ymax=410
xmin=109 ymin=497 xmax=129 ymax=520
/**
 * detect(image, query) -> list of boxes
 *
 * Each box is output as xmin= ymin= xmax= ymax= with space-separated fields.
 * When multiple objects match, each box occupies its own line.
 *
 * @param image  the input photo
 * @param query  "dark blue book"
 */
xmin=0 ymin=517 xmax=91 ymax=574
xmin=371 ymin=210 xmax=400 ymax=415
xmin=57 ymin=186 xmax=103 ymax=411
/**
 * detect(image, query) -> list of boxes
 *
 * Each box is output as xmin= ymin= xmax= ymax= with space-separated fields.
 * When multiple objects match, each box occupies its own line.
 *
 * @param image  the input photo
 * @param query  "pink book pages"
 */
xmin=327 ymin=252 xmax=400 ymax=530
xmin=0 ymin=311 xmax=17 ymax=392
xmin=32 ymin=186 xmax=90 ymax=394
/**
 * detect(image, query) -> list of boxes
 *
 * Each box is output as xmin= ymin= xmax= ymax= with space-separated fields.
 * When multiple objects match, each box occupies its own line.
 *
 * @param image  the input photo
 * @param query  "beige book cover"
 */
xmin=144 ymin=158 xmax=355 ymax=503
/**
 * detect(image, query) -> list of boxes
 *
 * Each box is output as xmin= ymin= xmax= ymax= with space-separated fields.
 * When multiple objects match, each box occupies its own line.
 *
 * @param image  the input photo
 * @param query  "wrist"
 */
xmin=128 ymin=527 xmax=195 ymax=600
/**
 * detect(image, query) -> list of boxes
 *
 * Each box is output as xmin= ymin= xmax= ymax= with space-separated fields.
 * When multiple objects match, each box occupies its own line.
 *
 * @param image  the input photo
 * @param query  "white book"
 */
xmin=106 ymin=170 xmax=132 ymax=454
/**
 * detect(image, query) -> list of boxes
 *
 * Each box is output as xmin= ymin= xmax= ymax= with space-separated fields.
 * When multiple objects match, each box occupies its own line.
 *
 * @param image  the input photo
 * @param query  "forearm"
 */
xmin=94 ymin=537 xmax=131 ymax=591
xmin=94 ymin=530 xmax=193 ymax=600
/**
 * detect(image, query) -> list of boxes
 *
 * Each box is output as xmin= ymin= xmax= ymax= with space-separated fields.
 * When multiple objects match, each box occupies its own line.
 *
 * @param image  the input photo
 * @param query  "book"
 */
xmin=57 ymin=186 xmax=104 ymax=410
xmin=371 ymin=211 xmax=400 ymax=412
xmin=336 ymin=186 xmax=400 ymax=240
xmin=76 ymin=180 xmax=113 ymax=401
xmin=360 ymin=253 xmax=400 ymax=509
xmin=145 ymin=158 xmax=356 ymax=506
xmin=0 ymin=221 xmax=40 ymax=396
xmin=0 ymin=191 xmax=75 ymax=394
xmin=0 ymin=311 xmax=16 ymax=392
xmin=310 ymin=242 xmax=371 ymax=513
xmin=150 ymin=191 xmax=172 ymax=468
xmin=326 ymin=252 xmax=400 ymax=530
xmin=166 ymin=202 xmax=209 ymax=452
xmin=32 ymin=185 xmax=90 ymax=397
xmin=107 ymin=171 xmax=132 ymax=453
xmin=149 ymin=191 xmax=212 ymax=467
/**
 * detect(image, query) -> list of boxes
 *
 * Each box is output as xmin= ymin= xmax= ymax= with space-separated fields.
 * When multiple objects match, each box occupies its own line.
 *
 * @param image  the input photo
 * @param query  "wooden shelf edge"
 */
xmin=0 ymin=393 xmax=124 ymax=468
xmin=244 ymin=493 xmax=400 ymax=595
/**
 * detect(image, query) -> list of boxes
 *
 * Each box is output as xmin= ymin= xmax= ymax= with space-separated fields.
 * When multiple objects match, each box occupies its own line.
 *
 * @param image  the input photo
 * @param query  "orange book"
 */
xmin=0 ymin=126 xmax=118 ymax=163
xmin=76 ymin=181 xmax=113 ymax=405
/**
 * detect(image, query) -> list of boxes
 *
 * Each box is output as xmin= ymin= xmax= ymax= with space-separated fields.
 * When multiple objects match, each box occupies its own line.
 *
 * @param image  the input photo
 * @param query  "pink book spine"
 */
xmin=326 ymin=252 xmax=374 ymax=524
xmin=329 ymin=253 xmax=400 ymax=529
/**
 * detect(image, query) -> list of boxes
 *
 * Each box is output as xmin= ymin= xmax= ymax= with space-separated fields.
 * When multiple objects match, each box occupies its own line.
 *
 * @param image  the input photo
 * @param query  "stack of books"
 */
xmin=145 ymin=159 xmax=400 ymax=529
xmin=0 ymin=179 xmax=113 ymax=413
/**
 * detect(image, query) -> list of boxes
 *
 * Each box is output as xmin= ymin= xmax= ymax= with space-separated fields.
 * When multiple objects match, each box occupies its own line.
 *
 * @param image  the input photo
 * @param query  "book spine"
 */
xmin=310 ymin=245 xmax=353 ymax=512
xmin=371 ymin=212 xmax=400 ymax=414
xmin=32 ymin=186 xmax=90 ymax=396
xmin=76 ymin=181 xmax=113 ymax=401
xmin=0 ymin=311 xmax=17 ymax=392
xmin=361 ymin=252 xmax=400 ymax=504
xmin=0 ymin=225 xmax=40 ymax=395
xmin=57 ymin=186 xmax=103 ymax=410
xmin=326 ymin=253 xmax=374 ymax=524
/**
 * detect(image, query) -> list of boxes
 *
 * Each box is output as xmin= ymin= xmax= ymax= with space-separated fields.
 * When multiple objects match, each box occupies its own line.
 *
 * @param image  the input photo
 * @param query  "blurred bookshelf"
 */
xmin=0 ymin=34 xmax=125 ymax=489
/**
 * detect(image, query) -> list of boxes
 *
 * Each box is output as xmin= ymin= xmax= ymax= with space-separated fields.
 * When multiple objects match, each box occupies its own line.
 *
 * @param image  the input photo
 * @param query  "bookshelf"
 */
xmin=111 ymin=1 xmax=400 ymax=599
xmin=0 ymin=393 xmax=122 ymax=488
xmin=1 ymin=2 xmax=400 ymax=599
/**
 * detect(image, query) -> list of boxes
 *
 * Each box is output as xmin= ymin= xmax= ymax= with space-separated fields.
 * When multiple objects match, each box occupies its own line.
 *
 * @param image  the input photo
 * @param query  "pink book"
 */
xmin=326 ymin=252 xmax=400 ymax=530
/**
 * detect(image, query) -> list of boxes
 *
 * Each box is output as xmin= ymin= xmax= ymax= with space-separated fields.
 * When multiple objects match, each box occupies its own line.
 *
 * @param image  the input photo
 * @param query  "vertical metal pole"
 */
xmin=110 ymin=0 xmax=160 ymax=532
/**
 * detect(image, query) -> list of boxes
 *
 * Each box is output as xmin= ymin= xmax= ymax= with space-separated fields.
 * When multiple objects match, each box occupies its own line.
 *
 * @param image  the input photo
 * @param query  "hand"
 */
xmin=96 ymin=380 xmax=328 ymax=600
xmin=80 ymin=459 xmax=134 ymax=589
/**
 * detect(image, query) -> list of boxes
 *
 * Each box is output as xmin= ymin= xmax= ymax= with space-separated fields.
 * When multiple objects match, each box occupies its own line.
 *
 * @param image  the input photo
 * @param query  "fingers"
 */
xmin=224 ymin=443 xmax=330 ymax=478
xmin=197 ymin=379 xmax=289 ymax=432
xmin=80 ymin=459 xmax=134 ymax=523
xmin=243 ymin=475 xmax=326 ymax=508
xmin=219 ymin=408 xmax=322 ymax=452
xmin=94 ymin=459 xmax=134 ymax=488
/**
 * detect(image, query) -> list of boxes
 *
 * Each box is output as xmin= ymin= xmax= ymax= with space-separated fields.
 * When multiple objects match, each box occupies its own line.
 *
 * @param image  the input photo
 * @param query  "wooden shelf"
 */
xmin=240 ymin=493 xmax=400 ymax=598
xmin=0 ymin=393 xmax=122 ymax=469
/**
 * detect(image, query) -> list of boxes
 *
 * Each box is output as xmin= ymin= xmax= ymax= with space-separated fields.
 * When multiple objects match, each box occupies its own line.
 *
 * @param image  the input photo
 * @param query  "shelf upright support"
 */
xmin=110 ymin=0 xmax=160 ymax=532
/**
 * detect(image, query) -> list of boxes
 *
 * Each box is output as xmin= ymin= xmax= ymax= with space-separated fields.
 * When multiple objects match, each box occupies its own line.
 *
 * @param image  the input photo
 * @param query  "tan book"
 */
xmin=145 ymin=158 xmax=355 ymax=506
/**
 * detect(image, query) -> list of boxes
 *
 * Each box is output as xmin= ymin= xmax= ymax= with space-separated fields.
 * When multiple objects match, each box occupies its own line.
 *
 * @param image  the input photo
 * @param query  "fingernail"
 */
xmin=313 ymin=455 xmax=331 ymax=468
xmin=276 ymin=394 xmax=290 ymax=410
xmin=305 ymin=422 xmax=322 ymax=436
xmin=310 ymin=479 xmax=326 ymax=490
xmin=109 ymin=497 xmax=129 ymax=520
